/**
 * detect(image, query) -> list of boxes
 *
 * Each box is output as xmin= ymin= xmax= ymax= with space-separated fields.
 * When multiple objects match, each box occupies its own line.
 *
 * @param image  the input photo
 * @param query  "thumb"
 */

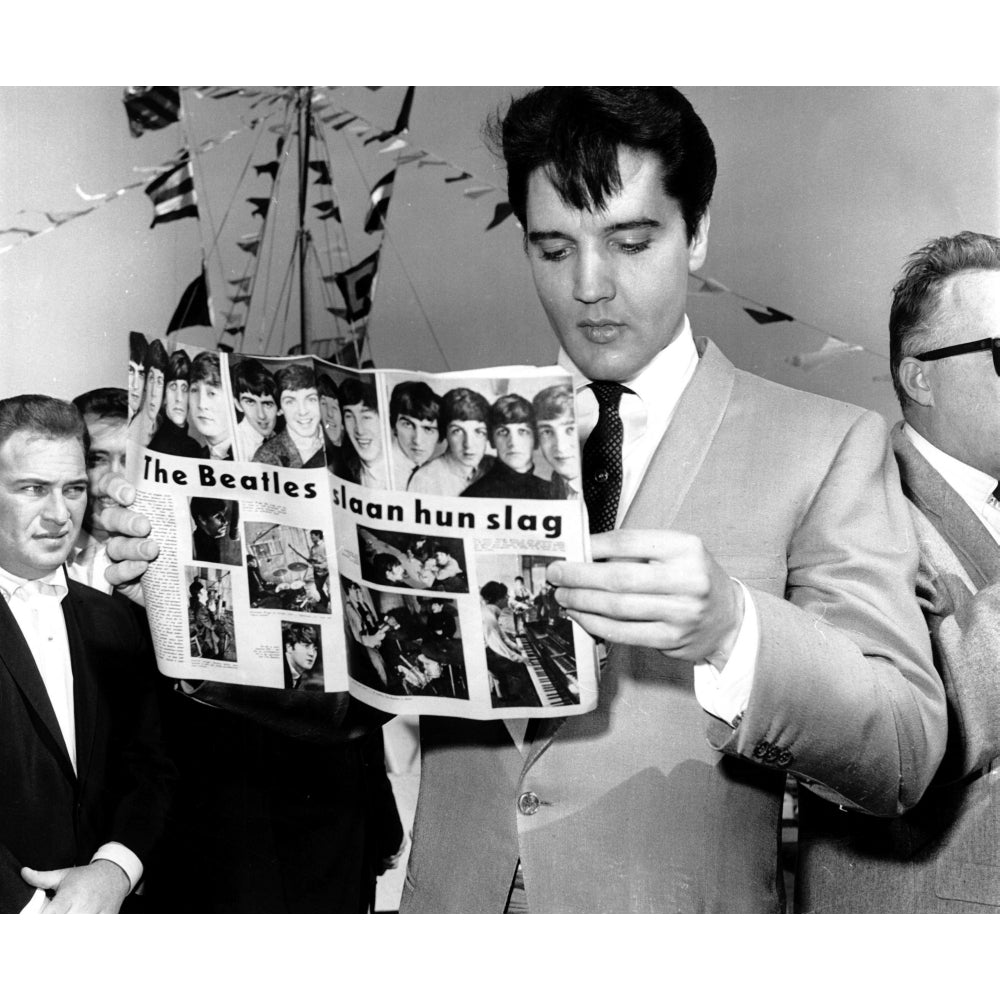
xmin=20 ymin=866 xmax=68 ymax=890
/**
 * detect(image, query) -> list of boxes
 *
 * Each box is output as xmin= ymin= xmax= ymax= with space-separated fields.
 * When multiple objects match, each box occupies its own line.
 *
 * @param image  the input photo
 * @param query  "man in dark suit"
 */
xmin=0 ymin=394 xmax=172 ymax=913
xmin=798 ymin=231 xmax=1000 ymax=912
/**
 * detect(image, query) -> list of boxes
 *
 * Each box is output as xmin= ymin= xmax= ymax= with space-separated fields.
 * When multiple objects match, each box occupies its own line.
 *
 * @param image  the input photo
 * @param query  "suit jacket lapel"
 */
xmin=525 ymin=340 xmax=736 ymax=764
xmin=0 ymin=595 xmax=76 ymax=782
xmin=891 ymin=423 xmax=1000 ymax=588
xmin=65 ymin=584 xmax=98 ymax=784
xmin=623 ymin=338 xmax=735 ymax=530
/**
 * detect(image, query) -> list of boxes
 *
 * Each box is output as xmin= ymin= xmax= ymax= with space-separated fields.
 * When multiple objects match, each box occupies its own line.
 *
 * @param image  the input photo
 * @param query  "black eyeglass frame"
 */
xmin=914 ymin=337 xmax=1000 ymax=376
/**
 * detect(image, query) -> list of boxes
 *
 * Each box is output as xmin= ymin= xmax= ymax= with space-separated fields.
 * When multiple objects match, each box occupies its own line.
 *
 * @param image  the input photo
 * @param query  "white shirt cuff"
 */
xmin=20 ymin=888 xmax=47 ymax=914
xmin=91 ymin=842 xmax=143 ymax=893
xmin=693 ymin=580 xmax=758 ymax=726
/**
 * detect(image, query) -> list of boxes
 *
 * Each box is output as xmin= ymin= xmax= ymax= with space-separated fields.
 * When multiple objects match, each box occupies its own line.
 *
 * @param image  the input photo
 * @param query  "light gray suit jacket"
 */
xmin=401 ymin=341 xmax=946 ymax=913
xmin=797 ymin=423 xmax=1000 ymax=912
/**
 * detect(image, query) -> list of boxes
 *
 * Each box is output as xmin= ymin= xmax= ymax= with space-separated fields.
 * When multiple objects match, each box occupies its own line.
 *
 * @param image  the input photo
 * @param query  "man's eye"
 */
xmin=617 ymin=239 xmax=651 ymax=255
xmin=538 ymin=245 xmax=571 ymax=262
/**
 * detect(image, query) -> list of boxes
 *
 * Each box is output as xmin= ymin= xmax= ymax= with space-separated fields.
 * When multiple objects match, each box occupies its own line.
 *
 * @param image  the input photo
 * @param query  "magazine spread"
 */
xmin=125 ymin=340 xmax=599 ymax=720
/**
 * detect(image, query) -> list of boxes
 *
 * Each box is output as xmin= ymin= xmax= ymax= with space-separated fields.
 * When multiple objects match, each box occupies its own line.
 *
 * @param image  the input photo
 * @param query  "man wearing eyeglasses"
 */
xmin=798 ymin=231 xmax=1000 ymax=913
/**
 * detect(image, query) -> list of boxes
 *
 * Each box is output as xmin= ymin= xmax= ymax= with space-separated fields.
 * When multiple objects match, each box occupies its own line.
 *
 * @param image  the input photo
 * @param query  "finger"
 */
xmin=20 ymin=866 xmax=67 ymax=890
xmin=555 ymin=586 xmax=703 ymax=623
xmin=98 ymin=473 xmax=137 ymax=508
xmin=549 ymin=558 xmax=712 ymax=597
xmin=105 ymin=535 xmax=160 ymax=564
xmin=103 ymin=506 xmax=153 ymax=540
xmin=589 ymin=529 xmax=696 ymax=563
xmin=565 ymin=609 xmax=696 ymax=652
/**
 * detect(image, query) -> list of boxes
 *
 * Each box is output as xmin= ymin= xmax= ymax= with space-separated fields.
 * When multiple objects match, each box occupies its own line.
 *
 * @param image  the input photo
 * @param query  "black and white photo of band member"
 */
xmin=357 ymin=525 xmax=468 ymax=593
xmin=475 ymin=552 xmax=579 ymax=710
xmin=244 ymin=521 xmax=331 ymax=613
xmin=186 ymin=566 xmax=237 ymax=662
xmin=189 ymin=496 xmax=241 ymax=567
xmin=398 ymin=372 xmax=579 ymax=500
xmin=340 ymin=575 xmax=468 ymax=700
xmin=281 ymin=620 xmax=324 ymax=691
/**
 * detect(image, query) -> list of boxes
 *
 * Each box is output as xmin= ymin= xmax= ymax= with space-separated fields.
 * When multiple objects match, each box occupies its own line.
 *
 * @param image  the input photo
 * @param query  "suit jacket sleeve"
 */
xmin=708 ymin=409 xmax=947 ymax=816
xmin=0 ymin=842 xmax=34 ymax=912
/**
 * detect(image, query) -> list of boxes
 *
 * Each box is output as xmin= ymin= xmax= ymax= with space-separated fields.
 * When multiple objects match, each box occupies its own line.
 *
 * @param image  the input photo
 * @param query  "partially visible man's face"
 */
xmin=494 ymin=422 xmax=534 ymax=473
xmin=194 ymin=506 xmax=229 ymax=539
xmin=320 ymin=394 xmax=342 ymax=442
xmin=446 ymin=419 xmax=488 ymax=469
xmin=536 ymin=414 xmax=579 ymax=479
xmin=394 ymin=414 xmax=439 ymax=466
xmin=418 ymin=654 xmax=443 ymax=680
xmin=525 ymin=147 xmax=709 ymax=383
xmin=385 ymin=561 xmax=405 ymax=583
xmin=128 ymin=361 xmax=145 ymax=415
xmin=344 ymin=402 xmax=382 ymax=464
xmin=287 ymin=639 xmax=318 ymax=672
xmin=913 ymin=270 xmax=1000 ymax=479
xmin=189 ymin=380 xmax=229 ymax=446
xmin=280 ymin=388 xmax=320 ymax=440
xmin=0 ymin=431 xmax=88 ymax=580
xmin=144 ymin=367 xmax=165 ymax=423
xmin=237 ymin=391 xmax=277 ymax=438
xmin=165 ymin=379 xmax=189 ymax=428
xmin=82 ymin=415 xmax=127 ymax=540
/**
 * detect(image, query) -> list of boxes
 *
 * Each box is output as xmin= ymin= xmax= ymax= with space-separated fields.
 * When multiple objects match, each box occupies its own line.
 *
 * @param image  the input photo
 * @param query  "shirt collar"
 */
xmin=556 ymin=315 xmax=697 ymax=398
xmin=0 ymin=562 xmax=69 ymax=603
xmin=903 ymin=422 xmax=999 ymax=507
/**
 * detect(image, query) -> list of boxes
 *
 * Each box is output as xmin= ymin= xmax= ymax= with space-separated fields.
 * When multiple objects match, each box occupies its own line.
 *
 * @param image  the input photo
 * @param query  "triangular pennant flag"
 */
xmin=123 ymin=86 xmax=180 ymax=137
xmin=445 ymin=171 xmax=472 ymax=183
xmin=237 ymin=234 xmax=261 ymax=255
xmin=395 ymin=150 xmax=426 ymax=166
xmin=334 ymin=248 xmax=380 ymax=322
xmin=0 ymin=225 xmax=40 ymax=237
xmin=275 ymin=136 xmax=285 ymax=158
xmin=364 ymin=85 xmax=416 ymax=145
xmin=44 ymin=208 xmax=96 ymax=225
xmin=417 ymin=158 xmax=448 ymax=168
xmin=316 ymin=207 xmax=342 ymax=222
xmin=247 ymin=197 xmax=271 ymax=219
xmin=485 ymin=202 xmax=515 ymax=231
xmin=211 ymin=88 xmax=244 ymax=100
xmin=326 ymin=306 xmax=349 ymax=319
xmin=744 ymin=305 xmax=794 ymax=325
xmin=230 ymin=293 xmax=252 ymax=305
xmin=223 ymin=325 xmax=245 ymax=337
xmin=254 ymin=161 xmax=280 ymax=181
xmin=309 ymin=160 xmax=332 ymax=186
xmin=348 ymin=123 xmax=371 ymax=136
xmin=227 ymin=276 xmax=253 ymax=288
xmin=329 ymin=114 xmax=358 ymax=131
xmin=364 ymin=170 xmax=395 ymax=233
xmin=145 ymin=152 xmax=198 ymax=227
xmin=378 ymin=138 xmax=408 ymax=154
xmin=463 ymin=186 xmax=493 ymax=199
xmin=218 ymin=343 xmax=235 ymax=353
xmin=166 ymin=265 xmax=213 ymax=334
xmin=786 ymin=337 xmax=863 ymax=372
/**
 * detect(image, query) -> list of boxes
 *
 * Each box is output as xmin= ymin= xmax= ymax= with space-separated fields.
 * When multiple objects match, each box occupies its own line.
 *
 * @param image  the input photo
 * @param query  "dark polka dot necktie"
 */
xmin=583 ymin=381 xmax=630 ymax=533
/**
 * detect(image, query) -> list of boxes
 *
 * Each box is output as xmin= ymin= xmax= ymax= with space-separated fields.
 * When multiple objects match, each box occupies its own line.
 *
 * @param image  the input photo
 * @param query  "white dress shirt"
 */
xmin=904 ymin=422 xmax=1000 ymax=542
xmin=65 ymin=529 xmax=113 ymax=595
xmin=557 ymin=317 xmax=757 ymax=726
xmin=0 ymin=563 xmax=142 ymax=912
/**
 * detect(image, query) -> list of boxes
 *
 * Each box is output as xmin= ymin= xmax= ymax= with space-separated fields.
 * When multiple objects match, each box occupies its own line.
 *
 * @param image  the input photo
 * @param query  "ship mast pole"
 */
xmin=297 ymin=86 xmax=313 ymax=356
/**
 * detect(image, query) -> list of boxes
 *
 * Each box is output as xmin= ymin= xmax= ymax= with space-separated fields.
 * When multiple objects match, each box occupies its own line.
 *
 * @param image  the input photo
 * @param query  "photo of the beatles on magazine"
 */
xmin=124 ymin=341 xmax=598 ymax=719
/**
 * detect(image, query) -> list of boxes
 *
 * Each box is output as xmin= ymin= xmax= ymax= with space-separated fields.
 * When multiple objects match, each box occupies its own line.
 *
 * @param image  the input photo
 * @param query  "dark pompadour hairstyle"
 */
xmin=889 ymin=231 xmax=1000 ymax=410
xmin=283 ymin=621 xmax=319 ymax=648
xmin=275 ymin=364 xmax=316 ymax=396
xmin=73 ymin=387 xmax=128 ymax=424
xmin=389 ymin=380 xmax=440 ymax=427
xmin=189 ymin=351 xmax=222 ymax=388
xmin=129 ymin=330 xmax=148 ymax=365
xmin=486 ymin=86 xmax=716 ymax=241
xmin=166 ymin=350 xmax=191 ymax=385
xmin=144 ymin=338 xmax=169 ymax=375
xmin=532 ymin=383 xmax=574 ymax=422
xmin=0 ymin=394 xmax=87 ymax=453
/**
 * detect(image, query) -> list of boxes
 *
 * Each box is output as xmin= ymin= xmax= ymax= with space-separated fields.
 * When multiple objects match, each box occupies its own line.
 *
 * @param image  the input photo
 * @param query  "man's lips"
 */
xmin=578 ymin=320 xmax=625 ymax=343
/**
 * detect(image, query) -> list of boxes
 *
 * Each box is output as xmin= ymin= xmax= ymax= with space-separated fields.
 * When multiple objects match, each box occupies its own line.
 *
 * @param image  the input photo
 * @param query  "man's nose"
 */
xmin=573 ymin=248 xmax=614 ymax=303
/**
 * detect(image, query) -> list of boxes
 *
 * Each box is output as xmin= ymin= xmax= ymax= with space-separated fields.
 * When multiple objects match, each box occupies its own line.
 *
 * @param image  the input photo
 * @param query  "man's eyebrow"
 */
xmin=527 ymin=218 xmax=663 ymax=243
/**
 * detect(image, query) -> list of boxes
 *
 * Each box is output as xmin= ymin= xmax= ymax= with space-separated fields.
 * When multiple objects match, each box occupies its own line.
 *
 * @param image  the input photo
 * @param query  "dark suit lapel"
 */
xmin=525 ymin=339 xmax=736 ymax=764
xmin=64 ymin=584 xmax=98 ymax=783
xmin=0 ymin=595 xmax=76 ymax=781
xmin=891 ymin=423 xmax=1000 ymax=588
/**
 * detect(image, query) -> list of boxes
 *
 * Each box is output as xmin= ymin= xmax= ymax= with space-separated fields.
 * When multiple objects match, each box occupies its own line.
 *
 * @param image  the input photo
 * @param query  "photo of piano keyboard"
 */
xmin=516 ymin=620 xmax=579 ymax=707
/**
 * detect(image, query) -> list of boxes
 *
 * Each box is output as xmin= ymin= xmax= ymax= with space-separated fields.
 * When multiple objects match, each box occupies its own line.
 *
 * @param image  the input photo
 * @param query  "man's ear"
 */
xmin=688 ymin=209 xmax=710 ymax=273
xmin=898 ymin=357 xmax=933 ymax=407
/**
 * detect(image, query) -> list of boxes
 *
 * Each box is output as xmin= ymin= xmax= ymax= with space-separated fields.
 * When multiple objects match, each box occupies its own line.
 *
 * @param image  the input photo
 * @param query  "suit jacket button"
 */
xmin=594 ymin=469 xmax=609 ymax=484
xmin=517 ymin=791 xmax=540 ymax=816
xmin=752 ymin=740 xmax=770 ymax=758
xmin=777 ymin=750 xmax=793 ymax=766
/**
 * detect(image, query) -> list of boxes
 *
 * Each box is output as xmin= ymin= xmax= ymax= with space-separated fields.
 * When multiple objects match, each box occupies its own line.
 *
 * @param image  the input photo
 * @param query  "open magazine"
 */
xmin=124 ymin=340 xmax=599 ymax=720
